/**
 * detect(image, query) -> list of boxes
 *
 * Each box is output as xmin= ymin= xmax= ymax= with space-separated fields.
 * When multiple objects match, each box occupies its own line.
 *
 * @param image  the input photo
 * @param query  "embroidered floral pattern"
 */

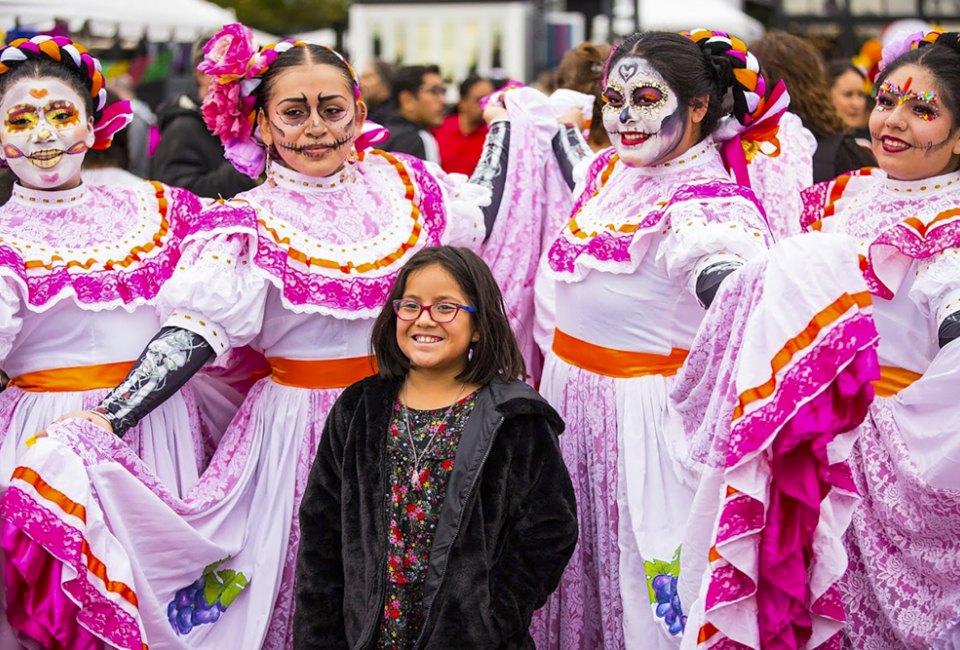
xmin=645 ymin=547 xmax=686 ymax=635
xmin=0 ymin=181 xmax=200 ymax=312
xmin=378 ymin=394 xmax=476 ymax=649
xmin=187 ymin=153 xmax=449 ymax=319
xmin=167 ymin=557 xmax=248 ymax=635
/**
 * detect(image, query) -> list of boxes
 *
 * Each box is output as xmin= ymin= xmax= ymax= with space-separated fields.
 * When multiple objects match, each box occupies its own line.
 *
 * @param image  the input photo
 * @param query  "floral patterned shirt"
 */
xmin=377 ymin=392 xmax=477 ymax=649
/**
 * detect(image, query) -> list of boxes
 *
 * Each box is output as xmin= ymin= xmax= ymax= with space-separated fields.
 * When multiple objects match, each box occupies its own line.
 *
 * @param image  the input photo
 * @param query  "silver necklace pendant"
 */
xmin=402 ymin=381 xmax=467 ymax=492
xmin=410 ymin=466 xmax=424 ymax=490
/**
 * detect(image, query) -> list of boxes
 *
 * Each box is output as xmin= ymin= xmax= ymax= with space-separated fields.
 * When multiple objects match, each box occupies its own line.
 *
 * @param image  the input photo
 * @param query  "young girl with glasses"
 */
xmin=294 ymin=245 xmax=577 ymax=649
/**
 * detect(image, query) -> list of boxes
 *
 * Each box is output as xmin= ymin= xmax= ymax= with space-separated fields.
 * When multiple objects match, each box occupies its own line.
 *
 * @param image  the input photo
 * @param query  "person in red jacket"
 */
xmin=432 ymin=75 xmax=495 ymax=175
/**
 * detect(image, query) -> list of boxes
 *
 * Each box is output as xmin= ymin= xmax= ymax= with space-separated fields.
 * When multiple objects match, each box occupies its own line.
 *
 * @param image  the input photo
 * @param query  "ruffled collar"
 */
xmin=9 ymin=182 xmax=90 ymax=208
xmin=267 ymin=160 xmax=358 ymax=192
xmin=624 ymin=137 xmax=719 ymax=177
xmin=881 ymin=168 xmax=960 ymax=198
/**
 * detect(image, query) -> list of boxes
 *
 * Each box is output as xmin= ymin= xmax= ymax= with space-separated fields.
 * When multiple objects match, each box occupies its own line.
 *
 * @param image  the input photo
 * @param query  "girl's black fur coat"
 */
xmin=293 ymin=375 xmax=578 ymax=649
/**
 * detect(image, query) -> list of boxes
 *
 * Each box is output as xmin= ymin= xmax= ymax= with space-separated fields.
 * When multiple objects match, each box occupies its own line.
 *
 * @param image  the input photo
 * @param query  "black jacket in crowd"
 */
xmin=381 ymin=114 xmax=435 ymax=162
xmin=812 ymin=131 xmax=877 ymax=183
xmin=150 ymin=94 xmax=256 ymax=199
xmin=293 ymin=375 xmax=578 ymax=649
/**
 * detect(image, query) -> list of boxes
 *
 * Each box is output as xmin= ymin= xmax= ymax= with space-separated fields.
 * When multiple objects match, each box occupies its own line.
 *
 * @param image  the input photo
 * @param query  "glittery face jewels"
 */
xmin=601 ymin=56 xmax=685 ymax=167
xmin=868 ymin=65 xmax=960 ymax=182
xmin=875 ymin=78 xmax=941 ymax=121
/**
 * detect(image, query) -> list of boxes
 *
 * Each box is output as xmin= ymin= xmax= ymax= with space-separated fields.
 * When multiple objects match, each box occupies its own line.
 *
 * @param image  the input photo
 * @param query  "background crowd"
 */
xmin=0 ymin=20 xmax=888 ymax=207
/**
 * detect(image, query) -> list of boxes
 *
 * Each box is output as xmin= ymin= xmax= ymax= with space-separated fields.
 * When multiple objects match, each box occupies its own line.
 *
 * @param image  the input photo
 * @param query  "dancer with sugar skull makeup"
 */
xmin=799 ymin=31 xmax=960 ymax=648
xmin=0 ymin=34 xmax=221 ymax=647
xmin=0 ymin=23 xmax=537 ymax=650
xmin=522 ymin=30 xmax=795 ymax=649
xmin=0 ymin=36 xmax=213 ymax=492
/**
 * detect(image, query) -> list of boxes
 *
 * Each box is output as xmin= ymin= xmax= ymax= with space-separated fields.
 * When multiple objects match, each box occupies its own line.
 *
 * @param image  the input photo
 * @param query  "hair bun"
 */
xmin=706 ymin=50 xmax=735 ymax=94
xmin=684 ymin=29 xmax=768 ymax=127
xmin=921 ymin=31 xmax=960 ymax=53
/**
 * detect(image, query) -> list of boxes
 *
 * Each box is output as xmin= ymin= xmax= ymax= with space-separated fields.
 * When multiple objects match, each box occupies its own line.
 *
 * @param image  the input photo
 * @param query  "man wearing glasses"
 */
xmin=381 ymin=64 xmax=447 ymax=163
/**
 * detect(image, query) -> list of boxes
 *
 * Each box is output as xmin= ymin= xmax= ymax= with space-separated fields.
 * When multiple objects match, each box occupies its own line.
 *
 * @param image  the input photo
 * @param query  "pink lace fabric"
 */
xmin=545 ymin=139 xmax=770 ymax=283
xmin=0 ymin=181 xmax=202 ymax=312
xmin=802 ymin=169 xmax=960 ymax=647
xmin=801 ymin=168 xmax=960 ymax=299
xmin=166 ymin=152 xmax=476 ymax=322
xmin=0 ymin=380 xmax=342 ymax=650
xmin=0 ymin=383 xmax=209 ymax=489
xmin=2 ymin=488 xmax=142 ymax=650
xmin=479 ymin=88 xmax=576 ymax=381
xmin=747 ymin=111 xmax=816 ymax=241
xmin=532 ymin=139 xmax=773 ymax=649
xmin=843 ymin=397 xmax=960 ymax=649
xmin=672 ymin=234 xmax=879 ymax=649
xmin=530 ymin=358 xmax=623 ymax=649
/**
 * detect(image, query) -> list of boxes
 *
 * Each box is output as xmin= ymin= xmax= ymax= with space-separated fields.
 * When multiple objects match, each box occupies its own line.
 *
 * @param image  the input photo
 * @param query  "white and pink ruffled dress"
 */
xmin=531 ymin=138 xmax=772 ymax=649
xmin=802 ymin=168 xmax=960 ymax=648
xmin=0 ymin=152 xmax=486 ymax=650
xmin=0 ymin=180 xmax=212 ymax=649
xmin=0 ymin=181 xmax=209 ymax=494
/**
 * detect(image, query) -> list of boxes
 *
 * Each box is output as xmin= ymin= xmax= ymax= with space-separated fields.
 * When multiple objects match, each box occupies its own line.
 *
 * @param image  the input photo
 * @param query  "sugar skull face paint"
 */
xmin=257 ymin=63 xmax=366 ymax=178
xmin=875 ymin=77 xmax=941 ymax=121
xmin=601 ymin=56 xmax=686 ymax=167
xmin=0 ymin=78 xmax=94 ymax=190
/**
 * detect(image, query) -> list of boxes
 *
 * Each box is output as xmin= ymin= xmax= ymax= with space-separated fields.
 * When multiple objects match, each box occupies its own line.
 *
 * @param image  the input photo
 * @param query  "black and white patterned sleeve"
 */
xmin=92 ymin=327 xmax=214 ymax=437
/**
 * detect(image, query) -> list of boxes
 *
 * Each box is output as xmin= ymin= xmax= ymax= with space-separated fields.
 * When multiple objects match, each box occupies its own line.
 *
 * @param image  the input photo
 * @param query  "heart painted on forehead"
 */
xmin=618 ymin=62 xmax=638 ymax=82
xmin=28 ymin=88 xmax=48 ymax=99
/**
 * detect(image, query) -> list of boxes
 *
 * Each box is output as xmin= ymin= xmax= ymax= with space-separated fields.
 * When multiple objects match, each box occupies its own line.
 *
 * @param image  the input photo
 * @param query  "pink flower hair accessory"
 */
xmin=879 ymin=30 xmax=928 ymax=72
xmin=199 ymin=23 xmax=362 ymax=178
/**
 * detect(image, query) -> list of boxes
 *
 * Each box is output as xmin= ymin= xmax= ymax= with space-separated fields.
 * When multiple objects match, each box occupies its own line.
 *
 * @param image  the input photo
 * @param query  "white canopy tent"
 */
xmin=638 ymin=0 xmax=764 ymax=42
xmin=0 ymin=0 xmax=276 ymax=43
xmin=289 ymin=29 xmax=337 ymax=47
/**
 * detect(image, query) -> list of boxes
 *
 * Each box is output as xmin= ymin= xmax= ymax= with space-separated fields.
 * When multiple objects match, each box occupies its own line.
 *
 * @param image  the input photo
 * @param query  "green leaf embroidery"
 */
xmin=200 ymin=557 xmax=249 ymax=609
xmin=644 ymin=546 xmax=682 ymax=603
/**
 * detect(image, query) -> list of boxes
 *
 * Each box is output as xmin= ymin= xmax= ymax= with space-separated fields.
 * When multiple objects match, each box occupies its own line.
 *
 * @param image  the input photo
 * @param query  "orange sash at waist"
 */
xmin=267 ymin=356 xmax=377 ymax=389
xmin=552 ymin=329 xmax=688 ymax=378
xmin=9 ymin=361 xmax=135 ymax=392
xmin=873 ymin=365 xmax=921 ymax=398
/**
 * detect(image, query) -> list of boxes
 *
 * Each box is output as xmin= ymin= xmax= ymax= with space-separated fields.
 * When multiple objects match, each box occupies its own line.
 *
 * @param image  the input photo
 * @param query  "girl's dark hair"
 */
xmin=557 ymin=42 xmax=612 ymax=149
xmin=607 ymin=32 xmax=733 ymax=140
xmin=0 ymin=58 xmax=95 ymax=121
xmin=750 ymin=30 xmax=846 ymax=138
xmin=877 ymin=32 xmax=960 ymax=131
xmin=370 ymin=246 xmax=527 ymax=384
xmin=254 ymin=44 xmax=358 ymax=113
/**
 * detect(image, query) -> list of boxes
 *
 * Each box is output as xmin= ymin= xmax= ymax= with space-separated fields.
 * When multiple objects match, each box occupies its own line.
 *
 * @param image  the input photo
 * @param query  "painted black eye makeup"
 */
xmin=633 ymin=86 xmax=664 ymax=108
xmin=274 ymin=93 xmax=353 ymax=128
xmin=602 ymin=88 xmax=625 ymax=108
